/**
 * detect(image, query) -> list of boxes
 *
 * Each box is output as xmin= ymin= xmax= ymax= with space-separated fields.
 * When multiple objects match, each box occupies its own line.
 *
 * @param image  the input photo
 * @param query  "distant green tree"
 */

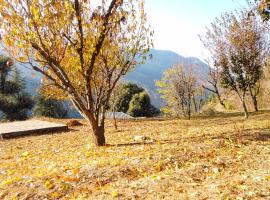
xmin=115 ymin=83 xmax=144 ymax=113
xmin=0 ymin=57 xmax=34 ymax=121
xmin=110 ymin=82 xmax=159 ymax=117
xmin=33 ymin=93 xmax=68 ymax=119
xmin=127 ymin=91 xmax=159 ymax=117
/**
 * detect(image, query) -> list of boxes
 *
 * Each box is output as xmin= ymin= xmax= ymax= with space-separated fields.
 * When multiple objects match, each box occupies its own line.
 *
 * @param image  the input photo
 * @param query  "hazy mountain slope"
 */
xmin=124 ymin=49 xmax=209 ymax=107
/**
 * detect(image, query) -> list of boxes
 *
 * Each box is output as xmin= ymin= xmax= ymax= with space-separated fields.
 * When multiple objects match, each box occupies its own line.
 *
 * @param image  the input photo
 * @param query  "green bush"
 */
xmin=33 ymin=94 xmax=68 ymax=118
xmin=115 ymin=83 xmax=144 ymax=113
xmin=127 ymin=91 xmax=159 ymax=117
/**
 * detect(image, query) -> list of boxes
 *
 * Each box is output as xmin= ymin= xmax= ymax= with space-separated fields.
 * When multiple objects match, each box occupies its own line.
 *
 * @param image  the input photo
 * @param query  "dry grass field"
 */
xmin=0 ymin=111 xmax=270 ymax=199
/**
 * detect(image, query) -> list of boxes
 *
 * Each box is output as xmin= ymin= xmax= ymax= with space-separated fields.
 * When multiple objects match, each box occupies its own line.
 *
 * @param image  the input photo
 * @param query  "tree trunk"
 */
xmin=242 ymin=100 xmax=249 ymax=119
xmin=192 ymin=95 xmax=198 ymax=113
xmin=251 ymin=95 xmax=258 ymax=112
xmin=188 ymin=98 xmax=191 ymax=120
xmin=113 ymin=111 xmax=118 ymax=130
xmin=92 ymin=125 xmax=106 ymax=146
xmin=198 ymin=98 xmax=203 ymax=112
xmin=216 ymin=92 xmax=226 ymax=109
xmin=86 ymin=112 xmax=106 ymax=146
xmin=180 ymin=101 xmax=186 ymax=118
xmin=0 ymin=73 xmax=5 ymax=93
xmin=249 ymin=87 xmax=259 ymax=112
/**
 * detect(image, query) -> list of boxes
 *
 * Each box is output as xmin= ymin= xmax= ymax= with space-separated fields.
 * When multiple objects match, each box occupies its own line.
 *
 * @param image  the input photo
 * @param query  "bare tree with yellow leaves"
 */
xmin=0 ymin=0 xmax=153 ymax=146
xmin=156 ymin=64 xmax=197 ymax=120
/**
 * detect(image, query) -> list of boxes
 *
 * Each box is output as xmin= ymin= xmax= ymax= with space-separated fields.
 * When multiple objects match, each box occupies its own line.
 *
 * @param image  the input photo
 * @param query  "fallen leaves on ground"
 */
xmin=0 ymin=111 xmax=270 ymax=199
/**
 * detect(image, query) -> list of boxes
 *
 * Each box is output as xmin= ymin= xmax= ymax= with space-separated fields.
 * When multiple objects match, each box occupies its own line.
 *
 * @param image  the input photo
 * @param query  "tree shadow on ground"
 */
xmin=185 ymin=128 xmax=270 ymax=143
xmin=108 ymin=127 xmax=270 ymax=147
xmin=212 ymin=128 xmax=270 ymax=142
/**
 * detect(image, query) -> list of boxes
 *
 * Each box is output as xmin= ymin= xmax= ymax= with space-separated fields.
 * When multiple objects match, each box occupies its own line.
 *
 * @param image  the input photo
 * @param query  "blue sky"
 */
xmin=145 ymin=0 xmax=247 ymax=60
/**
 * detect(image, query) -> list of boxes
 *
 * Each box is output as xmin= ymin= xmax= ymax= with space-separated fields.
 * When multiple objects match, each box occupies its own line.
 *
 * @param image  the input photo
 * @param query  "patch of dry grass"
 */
xmin=0 ymin=111 xmax=270 ymax=199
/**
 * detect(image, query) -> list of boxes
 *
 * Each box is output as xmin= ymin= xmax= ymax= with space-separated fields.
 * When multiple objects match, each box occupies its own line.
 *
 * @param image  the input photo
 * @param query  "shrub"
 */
xmin=127 ymin=91 xmax=158 ymax=117
xmin=33 ymin=94 xmax=68 ymax=118
xmin=114 ymin=83 xmax=144 ymax=113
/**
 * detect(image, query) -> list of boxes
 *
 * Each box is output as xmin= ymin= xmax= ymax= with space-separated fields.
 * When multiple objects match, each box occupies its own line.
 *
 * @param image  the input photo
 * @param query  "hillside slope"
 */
xmin=124 ymin=49 xmax=209 ymax=107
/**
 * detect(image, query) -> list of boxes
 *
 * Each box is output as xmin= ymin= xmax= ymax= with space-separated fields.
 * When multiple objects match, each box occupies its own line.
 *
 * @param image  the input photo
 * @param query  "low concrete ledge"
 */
xmin=0 ymin=120 xmax=68 ymax=139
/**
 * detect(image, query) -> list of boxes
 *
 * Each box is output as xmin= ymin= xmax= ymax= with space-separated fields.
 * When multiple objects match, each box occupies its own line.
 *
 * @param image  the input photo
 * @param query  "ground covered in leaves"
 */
xmin=0 ymin=111 xmax=270 ymax=199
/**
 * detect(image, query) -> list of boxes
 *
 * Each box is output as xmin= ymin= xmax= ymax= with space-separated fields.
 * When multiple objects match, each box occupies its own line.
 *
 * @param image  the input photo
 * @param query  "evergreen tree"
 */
xmin=127 ymin=91 xmax=159 ymax=117
xmin=110 ymin=82 xmax=159 ymax=117
xmin=0 ymin=57 xmax=33 ymax=121
xmin=115 ymin=83 xmax=144 ymax=113
xmin=33 ymin=93 xmax=68 ymax=119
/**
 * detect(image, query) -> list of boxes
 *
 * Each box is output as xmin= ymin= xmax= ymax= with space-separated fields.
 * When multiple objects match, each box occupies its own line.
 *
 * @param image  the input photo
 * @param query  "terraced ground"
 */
xmin=0 ymin=111 xmax=270 ymax=199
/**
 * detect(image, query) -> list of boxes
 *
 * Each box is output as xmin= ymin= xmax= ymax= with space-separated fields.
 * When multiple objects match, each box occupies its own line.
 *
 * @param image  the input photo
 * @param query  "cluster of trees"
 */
xmin=0 ymin=55 xmax=157 ymax=123
xmin=156 ymin=65 xmax=206 ymax=119
xmin=0 ymin=0 xmax=152 ymax=146
xmin=1 ymin=0 xmax=268 ymax=146
xmin=0 ymin=55 xmax=68 ymax=121
xmin=110 ymin=83 xmax=159 ymax=117
xmin=200 ymin=5 xmax=269 ymax=118
xmin=157 ymin=1 xmax=270 ymax=119
xmin=109 ymin=82 xmax=159 ymax=130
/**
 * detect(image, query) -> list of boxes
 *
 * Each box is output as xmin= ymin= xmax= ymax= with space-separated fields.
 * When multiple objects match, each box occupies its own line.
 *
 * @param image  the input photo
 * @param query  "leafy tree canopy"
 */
xmin=0 ymin=0 xmax=153 ymax=146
